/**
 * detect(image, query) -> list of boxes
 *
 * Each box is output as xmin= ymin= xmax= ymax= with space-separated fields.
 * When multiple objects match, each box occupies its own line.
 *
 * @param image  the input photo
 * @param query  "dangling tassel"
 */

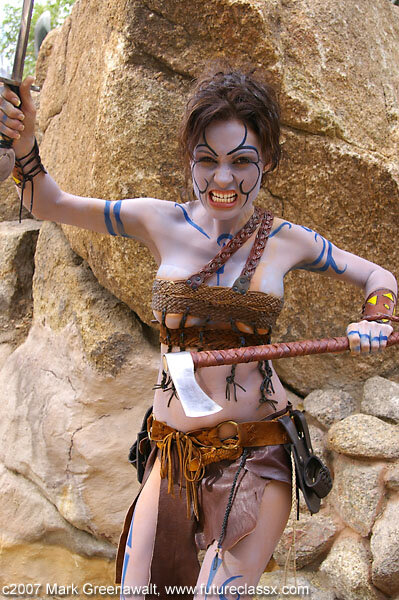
xmin=225 ymin=320 xmax=247 ymax=401
xmin=225 ymin=364 xmax=246 ymax=401
xmin=152 ymin=308 xmax=178 ymax=406
xmin=283 ymin=449 xmax=298 ymax=588
xmin=152 ymin=364 xmax=178 ymax=406
xmin=258 ymin=360 xmax=278 ymax=409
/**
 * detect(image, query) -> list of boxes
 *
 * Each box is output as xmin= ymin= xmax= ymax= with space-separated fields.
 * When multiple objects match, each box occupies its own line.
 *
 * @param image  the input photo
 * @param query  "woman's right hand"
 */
xmin=0 ymin=76 xmax=36 ymax=157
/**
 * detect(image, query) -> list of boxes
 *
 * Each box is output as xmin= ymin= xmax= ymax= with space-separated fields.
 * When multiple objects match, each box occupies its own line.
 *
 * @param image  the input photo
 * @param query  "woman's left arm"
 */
xmin=276 ymin=222 xmax=397 ymax=354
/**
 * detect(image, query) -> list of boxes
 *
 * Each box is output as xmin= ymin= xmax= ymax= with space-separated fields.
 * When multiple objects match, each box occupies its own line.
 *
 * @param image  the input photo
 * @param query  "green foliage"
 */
xmin=1 ymin=0 xmax=76 ymax=78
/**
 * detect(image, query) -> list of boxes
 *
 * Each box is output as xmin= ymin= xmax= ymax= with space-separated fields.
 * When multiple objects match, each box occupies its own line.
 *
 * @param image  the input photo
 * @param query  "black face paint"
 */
xmin=227 ymin=124 xmax=262 ymax=206
xmin=192 ymin=130 xmax=219 ymax=197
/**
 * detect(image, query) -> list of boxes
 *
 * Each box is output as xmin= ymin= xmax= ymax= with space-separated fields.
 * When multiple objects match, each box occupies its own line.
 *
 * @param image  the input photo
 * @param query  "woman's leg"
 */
xmin=195 ymin=480 xmax=292 ymax=600
xmin=121 ymin=455 xmax=162 ymax=600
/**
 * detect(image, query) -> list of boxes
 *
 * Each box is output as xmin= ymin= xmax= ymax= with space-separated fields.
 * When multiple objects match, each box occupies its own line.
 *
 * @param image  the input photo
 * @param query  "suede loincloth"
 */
xmin=115 ymin=434 xmax=291 ymax=599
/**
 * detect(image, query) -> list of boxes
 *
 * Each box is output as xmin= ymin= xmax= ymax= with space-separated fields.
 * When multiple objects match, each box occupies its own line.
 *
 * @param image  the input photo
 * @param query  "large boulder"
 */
xmin=371 ymin=497 xmax=399 ymax=595
xmin=320 ymin=533 xmax=386 ymax=600
xmin=36 ymin=0 xmax=399 ymax=395
xmin=327 ymin=413 xmax=399 ymax=459
xmin=328 ymin=455 xmax=385 ymax=537
xmin=362 ymin=376 xmax=399 ymax=424
xmin=0 ymin=222 xmax=159 ymax=581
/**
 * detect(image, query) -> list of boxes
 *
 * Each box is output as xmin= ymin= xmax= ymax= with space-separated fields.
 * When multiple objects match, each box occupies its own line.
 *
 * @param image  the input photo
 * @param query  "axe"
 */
xmin=0 ymin=0 xmax=40 ymax=182
xmin=163 ymin=316 xmax=399 ymax=417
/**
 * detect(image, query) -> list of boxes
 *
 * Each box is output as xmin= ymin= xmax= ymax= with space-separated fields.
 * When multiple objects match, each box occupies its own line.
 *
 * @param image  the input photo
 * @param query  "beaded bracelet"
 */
xmin=12 ymin=138 xmax=47 ymax=222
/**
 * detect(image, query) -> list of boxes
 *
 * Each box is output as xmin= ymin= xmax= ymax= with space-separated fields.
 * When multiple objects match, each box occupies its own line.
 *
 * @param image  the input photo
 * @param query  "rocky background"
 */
xmin=0 ymin=0 xmax=398 ymax=598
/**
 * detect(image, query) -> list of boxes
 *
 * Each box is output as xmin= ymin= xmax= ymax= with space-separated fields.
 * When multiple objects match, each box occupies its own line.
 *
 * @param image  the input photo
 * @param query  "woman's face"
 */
xmin=191 ymin=119 xmax=266 ymax=220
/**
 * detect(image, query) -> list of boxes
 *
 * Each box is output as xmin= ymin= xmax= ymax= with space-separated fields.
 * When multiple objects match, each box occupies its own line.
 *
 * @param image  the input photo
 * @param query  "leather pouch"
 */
xmin=128 ymin=406 xmax=153 ymax=483
xmin=279 ymin=409 xmax=332 ymax=514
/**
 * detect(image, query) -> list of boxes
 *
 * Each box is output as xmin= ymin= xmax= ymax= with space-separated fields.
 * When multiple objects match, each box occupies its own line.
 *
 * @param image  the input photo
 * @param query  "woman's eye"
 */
xmin=196 ymin=157 xmax=216 ymax=164
xmin=234 ymin=157 xmax=252 ymax=164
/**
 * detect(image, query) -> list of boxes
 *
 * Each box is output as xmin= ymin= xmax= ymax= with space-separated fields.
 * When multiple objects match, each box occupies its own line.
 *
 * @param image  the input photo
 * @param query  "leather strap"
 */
xmin=186 ymin=207 xmax=273 ymax=291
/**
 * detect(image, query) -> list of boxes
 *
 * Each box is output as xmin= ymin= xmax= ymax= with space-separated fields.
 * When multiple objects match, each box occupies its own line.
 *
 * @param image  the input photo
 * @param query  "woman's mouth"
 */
xmin=209 ymin=190 xmax=238 ymax=207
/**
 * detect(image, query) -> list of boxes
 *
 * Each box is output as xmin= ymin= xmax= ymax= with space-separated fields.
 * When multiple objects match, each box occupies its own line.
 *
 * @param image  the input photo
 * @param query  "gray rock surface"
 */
xmin=327 ymin=414 xmax=399 ymax=459
xmin=274 ymin=511 xmax=340 ymax=569
xmin=320 ymin=534 xmax=386 ymax=600
xmin=362 ymin=376 xmax=399 ymax=424
xmin=258 ymin=570 xmax=336 ymax=599
xmin=371 ymin=497 xmax=399 ymax=595
xmin=384 ymin=462 xmax=399 ymax=490
xmin=328 ymin=455 xmax=385 ymax=536
xmin=308 ymin=422 xmax=330 ymax=464
xmin=304 ymin=389 xmax=357 ymax=429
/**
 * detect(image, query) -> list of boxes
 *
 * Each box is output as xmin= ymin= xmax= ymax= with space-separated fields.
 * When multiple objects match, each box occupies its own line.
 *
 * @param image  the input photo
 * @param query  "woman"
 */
xmin=1 ymin=68 xmax=397 ymax=600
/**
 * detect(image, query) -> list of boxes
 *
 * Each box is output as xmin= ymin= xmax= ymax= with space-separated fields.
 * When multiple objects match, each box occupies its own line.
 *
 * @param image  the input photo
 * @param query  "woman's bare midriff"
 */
xmin=153 ymin=340 xmax=287 ymax=437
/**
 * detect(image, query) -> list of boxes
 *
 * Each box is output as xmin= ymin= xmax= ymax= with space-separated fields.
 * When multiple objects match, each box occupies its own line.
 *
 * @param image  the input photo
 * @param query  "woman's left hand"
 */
xmin=346 ymin=320 xmax=393 ymax=354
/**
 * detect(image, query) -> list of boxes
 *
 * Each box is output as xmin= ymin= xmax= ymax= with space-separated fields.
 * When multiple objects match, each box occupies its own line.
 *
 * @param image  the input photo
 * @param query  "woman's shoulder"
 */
xmin=270 ymin=216 xmax=298 ymax=240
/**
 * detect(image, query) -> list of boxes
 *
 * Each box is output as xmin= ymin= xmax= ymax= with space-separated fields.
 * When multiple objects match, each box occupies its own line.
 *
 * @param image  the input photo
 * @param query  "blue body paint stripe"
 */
xmin=219 ymin=575 xmax=243 ymax=600
xmin=104 ymin=201 xmax=116 ymax=236
xmin=347 ymin=331 xmax=359 ymax=336
xmin=121 ymin=554 xmax=129 ymax=600
xmin=174 ymin=203 xmax=210 ymax=239
xmin=302 ymin=234 xmax=326 ymax=268
xmin=269 ymin=221 xmax=292 ymax=238
xmin=114 ymin=200 xmax=130 ymax=237
xmin=204 ymin=555 xmax=223 ymax=599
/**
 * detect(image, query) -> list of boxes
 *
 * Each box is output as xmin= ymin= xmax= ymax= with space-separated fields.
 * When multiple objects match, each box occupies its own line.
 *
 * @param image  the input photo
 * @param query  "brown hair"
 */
xmin=179 ymin=65 xmax=281 ymax=192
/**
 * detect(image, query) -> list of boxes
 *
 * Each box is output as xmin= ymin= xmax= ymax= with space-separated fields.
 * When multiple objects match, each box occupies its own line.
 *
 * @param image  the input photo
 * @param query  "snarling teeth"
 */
xmin=210 ymin=192 xmax=237 ymax=203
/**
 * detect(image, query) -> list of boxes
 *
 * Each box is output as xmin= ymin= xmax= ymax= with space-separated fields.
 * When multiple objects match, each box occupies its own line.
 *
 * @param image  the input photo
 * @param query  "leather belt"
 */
xmin=147 ymin=411 xmax=290 ymax=519
xmin=148 ymin=413 xmax=290 ymax=468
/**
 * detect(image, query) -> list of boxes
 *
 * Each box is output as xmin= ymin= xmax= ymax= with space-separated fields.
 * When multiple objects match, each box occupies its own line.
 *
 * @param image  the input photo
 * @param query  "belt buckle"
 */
xmin=215 ymin=420 xmax=240 ymax=450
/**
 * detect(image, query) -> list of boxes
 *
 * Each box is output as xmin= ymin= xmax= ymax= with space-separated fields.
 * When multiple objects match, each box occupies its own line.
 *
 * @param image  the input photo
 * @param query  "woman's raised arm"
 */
xmin=0 ymin=77 xmax=169 ymax=255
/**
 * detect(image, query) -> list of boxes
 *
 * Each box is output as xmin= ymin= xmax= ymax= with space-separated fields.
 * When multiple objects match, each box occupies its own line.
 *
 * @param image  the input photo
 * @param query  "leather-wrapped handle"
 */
xmin=191 ymin=330 xmax=399 ymax=370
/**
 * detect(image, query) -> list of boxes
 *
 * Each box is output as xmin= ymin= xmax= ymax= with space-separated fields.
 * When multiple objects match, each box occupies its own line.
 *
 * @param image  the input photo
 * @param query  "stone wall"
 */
xmin=0 ymin=0 xmax=399 ymax=594
xmin=258 ymin=377 xmax=399 ymax=600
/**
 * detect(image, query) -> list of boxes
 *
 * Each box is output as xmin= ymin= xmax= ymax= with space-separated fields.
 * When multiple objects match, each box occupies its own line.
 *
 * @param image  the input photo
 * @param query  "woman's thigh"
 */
xmin=195 ymin=480 xmax=292 ymax=600
xmin=121 ymin=455 xmax=161 ymax=598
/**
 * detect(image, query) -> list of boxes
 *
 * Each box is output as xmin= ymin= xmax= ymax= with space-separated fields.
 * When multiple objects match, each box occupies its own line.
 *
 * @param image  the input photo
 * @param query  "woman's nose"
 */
xmin=213 ymin=164 xmax=234 ymax=187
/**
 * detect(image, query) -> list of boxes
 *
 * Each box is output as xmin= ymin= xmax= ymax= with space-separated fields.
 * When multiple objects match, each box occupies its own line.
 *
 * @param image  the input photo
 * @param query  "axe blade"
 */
xmin=162 ymin=351 xmax=223 ymax=418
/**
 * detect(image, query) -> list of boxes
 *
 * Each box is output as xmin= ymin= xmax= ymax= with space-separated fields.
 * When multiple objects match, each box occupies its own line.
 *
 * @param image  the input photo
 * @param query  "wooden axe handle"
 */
xmin=191 ymin=329 xmax=399 ymax=370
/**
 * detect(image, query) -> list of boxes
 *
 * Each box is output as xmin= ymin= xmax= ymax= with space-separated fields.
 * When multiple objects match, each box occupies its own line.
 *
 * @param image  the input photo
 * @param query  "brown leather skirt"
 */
xmin=115 ymin=435 xmax=292 ymax=598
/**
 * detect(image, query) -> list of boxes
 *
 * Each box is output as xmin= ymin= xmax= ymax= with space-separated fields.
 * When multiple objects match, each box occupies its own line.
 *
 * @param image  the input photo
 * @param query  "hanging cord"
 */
xmin=253 ymin=326 xmax=278 ymax=410
xmin=198 ymin=315 xmax=211 ymax=351
xmin=225 ymin=320 xmax=247 ymax=401
xmin=258 ymin=359 xmax=278 ymax=409
xmin=212 ymin=448 xmax=249 ymax=571
xmin=12 ymin=139 xmax=47 ymax=222
xmin=283 ymin=449 xmax=298 ymax=588
xmin=153 ymin=308 xmax=178 ymax=406
xmin=178 ymin=306 xmax=191 ymax=351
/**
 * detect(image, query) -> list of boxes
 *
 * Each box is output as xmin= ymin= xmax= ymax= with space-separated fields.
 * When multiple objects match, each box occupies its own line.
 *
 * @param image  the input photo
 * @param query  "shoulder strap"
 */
xmin=186 ymin=207 xmax=273 ymax=292
xmin=232 ymin=210 xmax=274 ymax=294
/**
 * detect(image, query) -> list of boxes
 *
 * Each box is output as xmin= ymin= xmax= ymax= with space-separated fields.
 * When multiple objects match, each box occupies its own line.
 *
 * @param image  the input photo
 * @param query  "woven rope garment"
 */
xmin=152 ymin=281 xmax=284 ymax=332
